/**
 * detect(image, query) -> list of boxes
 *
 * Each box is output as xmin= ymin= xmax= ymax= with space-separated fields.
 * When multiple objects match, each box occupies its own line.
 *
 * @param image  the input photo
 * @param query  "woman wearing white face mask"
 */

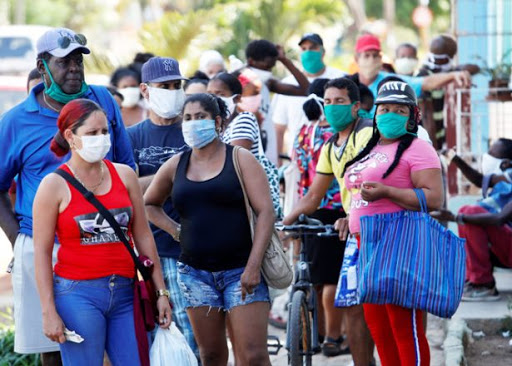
xmin=145 ymin=93 xmax=275 ymax=366
xmin=110 ymin=67 xmax=147 ymax=127
xmin=33 ymin=99 xmax=171 ymax=366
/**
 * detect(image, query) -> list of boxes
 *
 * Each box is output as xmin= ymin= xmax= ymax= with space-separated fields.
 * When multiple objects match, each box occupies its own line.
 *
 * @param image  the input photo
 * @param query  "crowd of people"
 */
xmin=0 ymin=25 xmax=511 ymax=366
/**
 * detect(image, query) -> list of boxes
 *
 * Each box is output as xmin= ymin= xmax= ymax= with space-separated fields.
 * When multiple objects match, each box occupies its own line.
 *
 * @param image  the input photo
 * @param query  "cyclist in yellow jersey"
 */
xmin=283 ymin=77 xmax=374 ymax=366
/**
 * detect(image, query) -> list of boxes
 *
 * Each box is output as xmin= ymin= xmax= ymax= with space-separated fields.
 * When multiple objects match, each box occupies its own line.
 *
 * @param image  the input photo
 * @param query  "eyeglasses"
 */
xmin=57 ymin=34 xmax=87 ymax=49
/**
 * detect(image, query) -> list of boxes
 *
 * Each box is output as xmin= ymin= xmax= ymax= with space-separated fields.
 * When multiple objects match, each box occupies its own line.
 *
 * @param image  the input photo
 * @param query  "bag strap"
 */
xmin=413 ymin=188 xmax=428 ymax=213
xmin=54 ymin=168 xmax=150 ymax=280
xmin=232 ymin=146 xmax=255 ymax=236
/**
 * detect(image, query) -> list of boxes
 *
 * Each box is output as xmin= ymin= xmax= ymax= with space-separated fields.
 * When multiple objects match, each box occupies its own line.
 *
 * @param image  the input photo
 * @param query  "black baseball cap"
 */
xmin=298 ymin=33 xmax=323 ymax=46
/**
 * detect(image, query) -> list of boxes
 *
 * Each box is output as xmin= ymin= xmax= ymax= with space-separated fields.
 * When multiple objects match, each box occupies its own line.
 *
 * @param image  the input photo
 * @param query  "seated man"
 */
xmin=432 ymin=138 xmax=512 ymax=301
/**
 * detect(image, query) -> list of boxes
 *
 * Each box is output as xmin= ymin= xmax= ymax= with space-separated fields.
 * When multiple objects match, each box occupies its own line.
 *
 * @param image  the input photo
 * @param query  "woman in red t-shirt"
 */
xmin=33 ymin=99 xmax=171 ymax=366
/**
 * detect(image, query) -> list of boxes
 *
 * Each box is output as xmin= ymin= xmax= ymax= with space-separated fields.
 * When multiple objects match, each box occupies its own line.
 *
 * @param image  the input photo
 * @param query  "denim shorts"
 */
xmin=176 ymin=262 xmax=270 ymax=311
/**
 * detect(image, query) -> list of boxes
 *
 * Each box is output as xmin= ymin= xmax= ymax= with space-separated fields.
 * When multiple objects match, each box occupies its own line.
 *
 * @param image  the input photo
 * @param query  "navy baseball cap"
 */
xmin=141 ymin=57 xmax=187 ymax=83
xmin=298 ymin=33 xmax=323 ymax=46
xmin=37 ymin=27 xmax=90 ymax=58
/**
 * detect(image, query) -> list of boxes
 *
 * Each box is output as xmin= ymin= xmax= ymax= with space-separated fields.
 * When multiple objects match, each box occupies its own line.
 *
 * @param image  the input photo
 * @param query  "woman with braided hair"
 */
xmin=337 ymin=80 xmax=443 ymax=365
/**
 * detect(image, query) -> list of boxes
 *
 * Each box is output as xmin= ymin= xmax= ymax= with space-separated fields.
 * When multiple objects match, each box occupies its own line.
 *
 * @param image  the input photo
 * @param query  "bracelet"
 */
xmin=156 ymin=289 xmax=170 ymax=298
xmin=171 ymin=225 xmax=181 ymax=242
xmin=455 ymin=214 xmax=465 ymax=225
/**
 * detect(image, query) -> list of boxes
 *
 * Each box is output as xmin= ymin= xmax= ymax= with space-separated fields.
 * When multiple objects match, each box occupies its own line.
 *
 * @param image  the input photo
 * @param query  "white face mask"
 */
xmin=220 ymin=95 xmax=236 ymax=117
xmin=75 ymin=134 xmax=111 ymax=163
xmin=481 ymin=153 xmax=504 ymax=176
xmin=147 ymin=86 xmax=185 ymax=119
xmin=424 ymin=53 xmax=453 ymax=72
xmin=394 ymin=58 xmax=418 ymax=75
xmin=118 ymin=87 xmax=141 ymax=108
xmin=250 ymin=67 xmax=273 ymax=84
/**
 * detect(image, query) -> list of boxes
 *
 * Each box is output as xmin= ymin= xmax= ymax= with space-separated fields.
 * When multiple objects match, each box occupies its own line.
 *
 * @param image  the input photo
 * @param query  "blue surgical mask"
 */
xmin=182 ymin=119 xmax=217 ymax=149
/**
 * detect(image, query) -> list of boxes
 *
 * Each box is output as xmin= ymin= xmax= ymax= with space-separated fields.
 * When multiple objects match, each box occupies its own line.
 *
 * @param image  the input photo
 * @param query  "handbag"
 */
xmin=55 ymin=168 xmax=157 ymax=366
xmin=232 ymin=146 xmax=293 ymax=289
xmin=358 ymin=188 xmax=466 ymax=318
xmin=334 ymin=235 xmax=360 ymax=308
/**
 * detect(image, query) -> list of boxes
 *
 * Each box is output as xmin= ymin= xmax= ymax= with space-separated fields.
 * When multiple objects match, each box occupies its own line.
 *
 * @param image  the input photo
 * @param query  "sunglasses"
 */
xmin=57 ymin=34 xmax=87 ymax=49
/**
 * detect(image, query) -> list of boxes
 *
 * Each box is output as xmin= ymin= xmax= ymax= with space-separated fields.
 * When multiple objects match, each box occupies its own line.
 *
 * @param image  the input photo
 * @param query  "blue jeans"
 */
xmin=177 ymin=262 xmax=270 ymax=311
xmin=160 ymin=257 xmax=200 ymax=360
xmin=54 ymin=275 xmax=140 ymax=366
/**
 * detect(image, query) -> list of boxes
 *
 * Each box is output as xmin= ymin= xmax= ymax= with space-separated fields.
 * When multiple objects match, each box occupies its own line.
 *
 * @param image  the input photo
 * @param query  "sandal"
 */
xmin=322 ymin=336 xmax=350 ymax=357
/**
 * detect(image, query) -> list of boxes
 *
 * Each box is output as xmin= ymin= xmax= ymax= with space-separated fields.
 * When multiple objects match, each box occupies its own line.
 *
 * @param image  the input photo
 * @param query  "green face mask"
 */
xmin=324 ymin=103 xmax=356 ymax=132
xmin=301 ymin=50 xmax=325 ymax=74
xmin=376 ymin=112 xmax=417 ymax=139
xmin=42 ymin=59 xmax=89 ymax=104
xmin=357 ymin=109 xmax=373 ymax=119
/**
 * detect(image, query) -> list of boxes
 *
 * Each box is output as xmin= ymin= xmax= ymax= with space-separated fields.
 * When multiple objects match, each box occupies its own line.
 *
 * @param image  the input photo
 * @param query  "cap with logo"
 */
xmin=298 ymin=33 xmax=324 ymax=46
xmin=355 ymin=34 xmax=381 ymax=53
xmin=375 ymin=81 xmax=417 ymax=106
xmin=36 ymin=28 xmax=90 ymax=58
xmin=142 ymin=57 xmax=187 ymax=83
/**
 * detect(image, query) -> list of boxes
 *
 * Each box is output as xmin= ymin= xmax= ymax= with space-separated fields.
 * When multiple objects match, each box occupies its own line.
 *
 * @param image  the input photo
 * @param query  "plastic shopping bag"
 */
xmin=334 ymin=235 xmax=360 ymax=308
xmin=150 ymin=323 xmax=198 ymax=366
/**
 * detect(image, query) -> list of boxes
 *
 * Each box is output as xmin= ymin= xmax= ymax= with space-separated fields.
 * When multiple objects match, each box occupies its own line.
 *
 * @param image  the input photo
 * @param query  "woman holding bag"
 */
xmin=144 ymin=93 xmax=274 ymax=366
xmin=339 ymin=81 xmax=443 ymax=365
xmin=33 ymin=99 xmax=171 ymax=366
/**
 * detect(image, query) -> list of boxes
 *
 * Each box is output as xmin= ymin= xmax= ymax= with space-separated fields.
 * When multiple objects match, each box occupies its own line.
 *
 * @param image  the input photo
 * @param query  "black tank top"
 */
xmin=172 ymin=144 xmax=253 ymax=271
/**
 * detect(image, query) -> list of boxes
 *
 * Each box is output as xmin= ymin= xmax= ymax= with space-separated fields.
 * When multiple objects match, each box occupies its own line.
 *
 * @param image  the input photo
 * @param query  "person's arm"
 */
xmin=33 ymin=175 xmax=66 ymax=344
xmin=0 ymin=192 xmax=19 ymax=247
xmin=117 ymin=164 xmax=171 ymax=328
xmin=456 ymin=64 xmax=480 ymax=75
xmin=421 ymin=70 xmax=471 ymax=91
xmin=144 ymin=155 xmax=181 ymax=240
xmin=361 ymin=168 xmax=444 ymax=211
xmin=110 ymin=101 xmax=137 ymax=170
xmin=268 ymin=45 xmax=309 ymax=96
xmin=432 ymin=201 xmax=512 ymax=226
xmin=275 ymin=124 xmax=287 ymax=165
xmin=138 ymin=175 xmax=154 ymax=194
xmin=237 ymin=148 xmax=275 ymax=299
xmin=283 ymin=173 xmax=334 ymax=225
xmin=451 ymin=155 xmax=484 ymax=187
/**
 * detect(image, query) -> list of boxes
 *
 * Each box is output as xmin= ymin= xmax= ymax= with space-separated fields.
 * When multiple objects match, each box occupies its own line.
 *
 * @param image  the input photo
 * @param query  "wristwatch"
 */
xmin=156 ymin=289 xmax=170 ymax=298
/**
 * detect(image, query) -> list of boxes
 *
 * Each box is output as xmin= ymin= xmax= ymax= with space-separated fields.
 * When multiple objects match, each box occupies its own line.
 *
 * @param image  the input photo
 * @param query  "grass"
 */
xmin=0 ymin=308 xmax=40 ymax=366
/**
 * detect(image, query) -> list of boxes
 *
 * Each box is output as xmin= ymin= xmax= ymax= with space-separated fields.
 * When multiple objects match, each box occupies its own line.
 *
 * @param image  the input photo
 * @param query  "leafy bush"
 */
xmin=0 ymin=308 xmax=40 ymax=366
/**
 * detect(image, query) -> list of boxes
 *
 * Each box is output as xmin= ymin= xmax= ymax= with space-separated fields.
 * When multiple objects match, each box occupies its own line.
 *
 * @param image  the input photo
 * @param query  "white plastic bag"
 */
xmin=150 ymin=323 xmax=198 ymax=366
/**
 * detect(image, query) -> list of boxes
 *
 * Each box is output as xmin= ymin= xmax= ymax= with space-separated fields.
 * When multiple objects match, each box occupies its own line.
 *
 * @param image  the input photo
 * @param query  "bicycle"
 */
xmin=276 ymin=214 xmax=338 ymax=366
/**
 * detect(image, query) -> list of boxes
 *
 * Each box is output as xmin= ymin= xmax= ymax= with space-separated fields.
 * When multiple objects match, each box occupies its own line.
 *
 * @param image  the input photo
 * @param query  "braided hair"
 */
xmin=342 ymin=105 xmax=420 ymax=178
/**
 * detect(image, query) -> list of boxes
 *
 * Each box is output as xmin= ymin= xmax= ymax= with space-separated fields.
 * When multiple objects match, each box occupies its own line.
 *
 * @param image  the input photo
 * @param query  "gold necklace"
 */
xmin=43 ymin=93 xmax=61 ymax=113
xmin=66 ymin=162 xmax=105 ymax=193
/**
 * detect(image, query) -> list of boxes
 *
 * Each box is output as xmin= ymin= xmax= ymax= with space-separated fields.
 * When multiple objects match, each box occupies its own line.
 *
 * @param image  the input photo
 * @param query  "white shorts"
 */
xmin=12 ymin=233 xmax=59 ymax=354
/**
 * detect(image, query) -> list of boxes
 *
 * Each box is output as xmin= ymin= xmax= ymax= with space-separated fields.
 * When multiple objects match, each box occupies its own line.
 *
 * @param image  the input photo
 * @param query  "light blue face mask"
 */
xmin=182 ymin=119 xmax=217 ymax=149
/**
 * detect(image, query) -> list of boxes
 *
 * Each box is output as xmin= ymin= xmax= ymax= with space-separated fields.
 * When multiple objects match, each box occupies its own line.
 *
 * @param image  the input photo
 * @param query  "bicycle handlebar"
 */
xmin=276 ymin=215 xmax=338 ymax=236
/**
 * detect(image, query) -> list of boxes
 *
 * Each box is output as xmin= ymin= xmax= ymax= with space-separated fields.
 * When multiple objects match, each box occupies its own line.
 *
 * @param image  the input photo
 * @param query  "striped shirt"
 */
xmin=222 ymin=112 xmax=260 ymax=156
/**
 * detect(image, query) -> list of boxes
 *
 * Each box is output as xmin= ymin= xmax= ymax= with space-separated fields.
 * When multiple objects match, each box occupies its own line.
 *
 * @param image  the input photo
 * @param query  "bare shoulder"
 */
xmin=157 ymin=151 xmax=185 ymax=179
xmin=236 ymin=146 xmax=258 ymax=165
xmin=36 ymin=172 xmax=67 ymax=202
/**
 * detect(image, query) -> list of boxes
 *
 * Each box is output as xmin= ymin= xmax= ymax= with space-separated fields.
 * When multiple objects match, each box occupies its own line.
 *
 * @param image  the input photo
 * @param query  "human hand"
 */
xmin=43 ymin=310 xmax=66 ymax=343
xmin=452 ymin=70 xmax=471 ymax=88
xmin=360 ymin=181 xmax=389 ymax=202
xmin=334 ymin=217 xmax=349 ymax=241
xmin=157 ymin=296 xmax=172 ymax=329
xmin=240 ymin=266 xmax=261 ymax=301
xmin=430 ymin=209 xmax=456 ymax=222
xmin=276 ymin=44 xmax=287 ymax=62
xmin=440 ymin=148 xmax=457 ymax=164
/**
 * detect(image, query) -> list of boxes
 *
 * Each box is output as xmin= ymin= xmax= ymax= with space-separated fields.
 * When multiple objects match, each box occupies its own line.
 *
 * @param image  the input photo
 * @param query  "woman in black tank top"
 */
xmin=144 ymin=93 xmax=275 ymax=366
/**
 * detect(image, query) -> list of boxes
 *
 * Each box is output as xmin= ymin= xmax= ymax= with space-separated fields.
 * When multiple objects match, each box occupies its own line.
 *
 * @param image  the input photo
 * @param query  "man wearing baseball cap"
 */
xmin=354 ymin=33 xmax=472 ymax=113
xmin=273 ymin=33 xmax=345 ymax=163
xmin=0 ymin=27 xmax=135 ymax=365
xmin=126 ymin=57 xmax=198 ymax=360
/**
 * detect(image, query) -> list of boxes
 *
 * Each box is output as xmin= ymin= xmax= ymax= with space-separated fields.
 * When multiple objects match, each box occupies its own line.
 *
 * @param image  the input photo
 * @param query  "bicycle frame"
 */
xmin=285 ymin=230 xmax=320 ymax=356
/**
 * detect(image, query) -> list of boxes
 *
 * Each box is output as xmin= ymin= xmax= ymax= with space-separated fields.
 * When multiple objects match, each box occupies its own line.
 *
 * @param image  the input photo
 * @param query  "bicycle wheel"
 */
xmin=289 ymin=290 xmax=312 ymax=366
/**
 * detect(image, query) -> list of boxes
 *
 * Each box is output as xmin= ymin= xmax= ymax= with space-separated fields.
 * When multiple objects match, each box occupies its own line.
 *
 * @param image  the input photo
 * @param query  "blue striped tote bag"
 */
xmin=358 ymin=189 xmax=466 ymax=318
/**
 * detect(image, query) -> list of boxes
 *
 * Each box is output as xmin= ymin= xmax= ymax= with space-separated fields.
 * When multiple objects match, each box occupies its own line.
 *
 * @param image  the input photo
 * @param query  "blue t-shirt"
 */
xmin=0 ymin=83 xmax=136 ymax=237
xmin=368 ymin=72 xmax=424 ymax=113
xmin=127 ymin=119 xmax=189 ymax=258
